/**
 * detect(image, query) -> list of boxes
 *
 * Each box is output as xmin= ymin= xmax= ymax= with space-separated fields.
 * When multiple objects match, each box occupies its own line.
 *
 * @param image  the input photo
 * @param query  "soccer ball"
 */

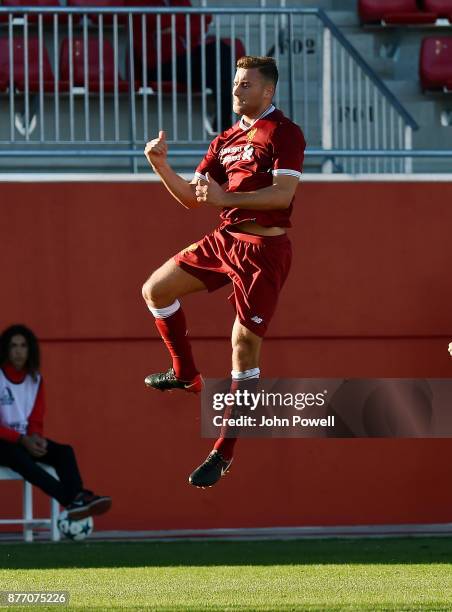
xmin=57 ymin=511 xmax=94 ymax=541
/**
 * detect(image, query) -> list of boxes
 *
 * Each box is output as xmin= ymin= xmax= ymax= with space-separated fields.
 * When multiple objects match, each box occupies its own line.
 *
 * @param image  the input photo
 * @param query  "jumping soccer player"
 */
xmin=143 ymin=56 xmax=306 ymax=488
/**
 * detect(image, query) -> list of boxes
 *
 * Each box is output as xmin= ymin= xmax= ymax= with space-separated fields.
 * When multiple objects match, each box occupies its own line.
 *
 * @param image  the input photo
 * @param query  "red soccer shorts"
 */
xmin=173 ymin=226 xmax=292 ymax=337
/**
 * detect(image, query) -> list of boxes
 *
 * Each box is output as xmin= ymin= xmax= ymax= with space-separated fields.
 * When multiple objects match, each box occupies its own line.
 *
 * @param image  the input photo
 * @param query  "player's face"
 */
xmin=8 ymin=334 xmax=28 ymax=371
xmin=232 ymin=68 xmax=274 ymax=117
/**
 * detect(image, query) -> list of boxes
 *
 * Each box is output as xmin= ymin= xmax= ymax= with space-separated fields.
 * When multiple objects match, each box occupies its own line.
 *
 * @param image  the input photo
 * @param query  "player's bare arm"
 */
xmin=144 ymin=130 xmax=201 ymax=209
xmin=195 ymin=173 xmax=299 ymax=210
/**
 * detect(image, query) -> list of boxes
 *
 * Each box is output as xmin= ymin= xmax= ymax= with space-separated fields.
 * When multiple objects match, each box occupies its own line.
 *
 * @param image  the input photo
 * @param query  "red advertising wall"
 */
xmin=1 ymin=180 xmax=452 ymax=531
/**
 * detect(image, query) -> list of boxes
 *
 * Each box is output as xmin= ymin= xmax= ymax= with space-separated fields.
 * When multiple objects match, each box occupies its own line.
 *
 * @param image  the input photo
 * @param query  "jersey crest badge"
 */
xmin=246 ymin=127 xmax=257 ymax=142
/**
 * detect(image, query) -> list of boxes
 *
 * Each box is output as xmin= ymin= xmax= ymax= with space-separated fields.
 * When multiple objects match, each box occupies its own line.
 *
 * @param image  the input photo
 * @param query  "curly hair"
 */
xmin=0 ymin=324 xmax=40 ymax=379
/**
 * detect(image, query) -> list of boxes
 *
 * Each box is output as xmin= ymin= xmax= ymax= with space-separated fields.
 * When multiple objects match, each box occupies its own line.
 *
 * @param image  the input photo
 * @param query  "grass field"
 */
xmin=1 ymin=537 xmax=452 ymax=611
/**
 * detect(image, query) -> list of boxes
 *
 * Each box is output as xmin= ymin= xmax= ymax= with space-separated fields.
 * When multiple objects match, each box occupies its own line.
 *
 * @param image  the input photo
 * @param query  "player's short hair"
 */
xmin=236 ymin=56 xmax=279 ymax=87
xmin=0 ymin=324 xmax=40 ymax=379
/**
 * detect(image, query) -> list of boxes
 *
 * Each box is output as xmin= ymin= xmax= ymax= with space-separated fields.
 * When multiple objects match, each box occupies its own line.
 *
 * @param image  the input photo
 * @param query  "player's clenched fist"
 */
xmin=144 ymin=130 xmax=168 ymax=167
xmin=448 ymin=342 xmax=452 ymax=357
xmin=195 ymin=172 xmax=225 ymax=207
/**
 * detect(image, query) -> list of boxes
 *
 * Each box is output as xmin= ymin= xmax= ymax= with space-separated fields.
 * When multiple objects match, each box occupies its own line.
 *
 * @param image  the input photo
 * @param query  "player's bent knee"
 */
xmin=142 ymin=274 xmax=173 ymax=307
xmin=142 ymin=274 xmax=159 ymax=303
xmin=141 ymin=280 xmax=151 ymax=302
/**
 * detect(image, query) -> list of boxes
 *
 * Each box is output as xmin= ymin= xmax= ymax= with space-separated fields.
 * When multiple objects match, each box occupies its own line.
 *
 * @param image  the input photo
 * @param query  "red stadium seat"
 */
xmin=133 ymin=0 xmax=212 ymax=69
xmin=358 ymin=0 xmax=437 ymax=24
xmin=1 ymin=0 xmax=60 ymax=7
xmin=423 ymin=0 xmax=452 ymax=18
xmin=0 ymin=37 xmax=54 ymax=92
xmin=0 ymin=67 xmax=8 ymax=93
xmin=66 ymin=0 xmax=124 ymax=5
xmin=420 ymin=37 xmax=452 ymax=91
xmin=66 ymin=0 xmax=125 ymax=25
xmin=0 ymin=0 xmax=60 ymax=23
xmin=59 ymin=37 xmax=129 ymax=92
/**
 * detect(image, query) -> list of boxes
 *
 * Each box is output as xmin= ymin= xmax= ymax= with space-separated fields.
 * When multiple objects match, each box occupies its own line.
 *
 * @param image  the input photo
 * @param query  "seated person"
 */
xmin=0 ymin=324 xmax=111 ymax=520
xmin=133 ymin=0 xmax=234 ymax=133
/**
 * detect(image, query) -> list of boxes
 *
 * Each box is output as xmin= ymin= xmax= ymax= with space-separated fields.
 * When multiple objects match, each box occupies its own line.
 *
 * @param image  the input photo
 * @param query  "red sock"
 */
xmin=214 ymin=437 xmax=237 ymax=460
xmin=213 ymin=376 xmax=259 ymax=461
xmin=154 ymin=308 xmax=199 ymax=381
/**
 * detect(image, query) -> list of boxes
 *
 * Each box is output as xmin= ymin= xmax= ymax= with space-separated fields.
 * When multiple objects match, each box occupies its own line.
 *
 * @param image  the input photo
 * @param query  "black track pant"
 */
xmin=0 ymin=438 xmax=83 ymax=507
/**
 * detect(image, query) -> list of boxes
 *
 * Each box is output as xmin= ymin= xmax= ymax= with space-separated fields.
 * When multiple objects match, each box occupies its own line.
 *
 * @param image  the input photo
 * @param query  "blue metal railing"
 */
xmin=0 ymin=5 xmax=428 ymax=173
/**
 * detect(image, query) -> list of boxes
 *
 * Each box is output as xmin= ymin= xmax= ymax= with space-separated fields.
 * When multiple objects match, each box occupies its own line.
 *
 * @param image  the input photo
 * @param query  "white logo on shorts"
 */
xmin=251 ymin=315 xmax=263 ymax=324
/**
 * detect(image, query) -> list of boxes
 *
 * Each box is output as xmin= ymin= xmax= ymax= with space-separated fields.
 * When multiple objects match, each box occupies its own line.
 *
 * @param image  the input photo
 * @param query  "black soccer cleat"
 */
xmin=144 ymin=367 xmax=203 ymax=394
xmin=189 ymin=450 xmax=233 ymax=488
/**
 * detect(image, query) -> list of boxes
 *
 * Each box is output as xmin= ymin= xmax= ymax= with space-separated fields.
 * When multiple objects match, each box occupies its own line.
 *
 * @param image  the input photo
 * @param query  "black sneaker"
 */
xmin=144 ymin=367 xmax=203 ymax=394
xmin=189 ymin=450 xmax=233 ymax=488
xmin=66 ymin=490 xmax=112 ymax=520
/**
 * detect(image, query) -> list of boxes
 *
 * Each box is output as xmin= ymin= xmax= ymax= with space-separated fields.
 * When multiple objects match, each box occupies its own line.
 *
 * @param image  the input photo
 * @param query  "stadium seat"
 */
xmin=66 ymin=0 xmax=124 ymax=5
xmin=1 ymin=0 xmax=60 ymax=7
xmin=66 ymin=0 xmax=125 ymax=25
xmin=59 ymin=37 xmax=129 ymax=92
xmin=0 ymin=465 xmax=60 ymax=542
xmin=0 ymin=37 xmax=54 ymax=92
xmin=420 ymin=37 xmax=452 ymax=91
xmin=0 ymin=0 xmax=60 ymax=23
xmin=132 ymin=1 xmax=215 ymax=92
xmin=133 ymin=0 xmax=212 ymax=69
xmin=0 ymin=46 xmax=9 ymax=91
xmin=423 ymin=0 xmax=452 ymax=18
xmin=358 ymin=0 xmax=437 ymax=24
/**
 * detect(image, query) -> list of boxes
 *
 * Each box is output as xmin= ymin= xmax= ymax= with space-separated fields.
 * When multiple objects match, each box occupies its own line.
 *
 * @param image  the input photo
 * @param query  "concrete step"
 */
xmin=266 ymin=0 xmax=358 ymax=10
xmin=412 ymin=158 xmax=452 ymax=173
xmin=209 ymin=0 xmax=336 ymax=8
xmin=338 ymin=32 xmax=397 ymax=78
xmin=325 ymin=9 xmax=361 ymax=27
xmin=383 ymin=79 xmax=425 ymax=101
xmin=382 ymin=82 xmax=452 ymax=133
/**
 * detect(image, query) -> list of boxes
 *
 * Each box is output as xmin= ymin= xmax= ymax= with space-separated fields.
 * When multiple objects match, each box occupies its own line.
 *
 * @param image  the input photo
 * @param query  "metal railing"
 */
xmin=0 ymin=5 xmax=425 ymax=173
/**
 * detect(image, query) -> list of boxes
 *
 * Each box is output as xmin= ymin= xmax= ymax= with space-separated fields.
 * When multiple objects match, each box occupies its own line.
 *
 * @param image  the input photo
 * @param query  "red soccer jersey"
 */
xmin=194 ymin=105 xmax=306 ymax=228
